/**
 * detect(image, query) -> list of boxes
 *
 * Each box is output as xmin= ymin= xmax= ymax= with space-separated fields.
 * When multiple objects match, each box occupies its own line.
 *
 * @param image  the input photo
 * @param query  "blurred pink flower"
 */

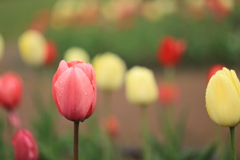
xmin=12 ymin=129 xmax=39 ymax=160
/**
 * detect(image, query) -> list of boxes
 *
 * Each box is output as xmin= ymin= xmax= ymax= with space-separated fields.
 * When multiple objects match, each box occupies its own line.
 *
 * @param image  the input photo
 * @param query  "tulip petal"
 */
xmin=230 ymin=70 xmax=240 ymax=98
xmin=54 ymin=66 xmax=95 ymax=121
xmin=67 ymin=60 xmax=82 ymax=67
xmin=74 ymin=62 xmax=97 ymax=118
xmin=74 ymin=62 xmax=95 ymax=84
xmin=52 ymin=60 xmax=68 ymax=109
xmin=206 ymin=73 xmax=240 ymax=127
xmin=52 ymin=60 xmax=69 ymax=84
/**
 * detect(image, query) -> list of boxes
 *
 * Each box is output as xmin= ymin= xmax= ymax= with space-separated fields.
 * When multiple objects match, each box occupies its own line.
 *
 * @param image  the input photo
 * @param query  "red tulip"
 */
xmin=206 ymin=64 xmax=224 ymax=83
xmin=105 ymin=115 xmax=119 ymax=138
xmin=52 ymin=60 xmax=97 ymax=121
xmin=0 ymin=72 xmax=22 ymax=110
xmin=158 ymin=82 xmax=179 ymax=106
xmin=12 ymin=129 xmax=39 ymax=160
xmin=157 ymin=36 xmax=186 ymax=67
xmin=44 ymin=40 xmax=57 ymax=66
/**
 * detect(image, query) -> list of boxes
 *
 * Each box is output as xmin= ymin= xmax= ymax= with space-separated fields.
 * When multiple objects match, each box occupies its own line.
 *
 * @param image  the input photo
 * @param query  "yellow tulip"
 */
xmin=92 ymin=52 xmax=126 ymax=91
xmin=18 ymin=30 xmax=46 ymax=67
xmin=125 ymin=66 xmax=158 ymax=105
xmin=64 ymin=47 xmax=90 ymax=63
xmin=0 ymin=34 xmax=4 ymax=60
xmin=206 ymin=67 xmax=240 ymax=127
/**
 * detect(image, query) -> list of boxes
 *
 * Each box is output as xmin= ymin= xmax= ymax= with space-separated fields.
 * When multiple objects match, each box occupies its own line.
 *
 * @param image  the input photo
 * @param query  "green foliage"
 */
xmin=44 ymin=10 xmax=240 ymax=68
xmin=1 ymin=1 xmax=240 ymax=67
xmin=0 ymin=0 xmax=56 ymax=39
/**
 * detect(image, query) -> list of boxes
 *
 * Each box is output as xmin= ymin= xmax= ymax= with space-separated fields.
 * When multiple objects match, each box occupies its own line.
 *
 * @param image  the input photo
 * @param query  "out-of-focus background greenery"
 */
xmin=1 ymin=0 xmax=240 ymax=68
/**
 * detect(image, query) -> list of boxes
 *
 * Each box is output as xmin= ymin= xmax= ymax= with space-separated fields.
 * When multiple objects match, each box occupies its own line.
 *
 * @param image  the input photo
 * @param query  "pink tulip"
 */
xmin=52 ymin=60 xmax=97 ymax=121
xmin=0 ymin=72 xmax=22 ymax=110
xmin=12 ymin=129 xmax=39 ymax=160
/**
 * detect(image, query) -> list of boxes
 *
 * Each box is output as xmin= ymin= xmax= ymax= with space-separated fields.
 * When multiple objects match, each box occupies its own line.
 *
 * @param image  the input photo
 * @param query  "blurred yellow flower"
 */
xmin=64 ymin=47 xmax=90 ymax=63
xmin=125 ymin=66 xmax=158 ymax=105
xmin=219 ymin=0 xmax=234 ymax=11
xmin=92 ymin=52 xmax=126 ymax=91
xmin=51 ymin=0 xmax=77 ymax=28
xmin=18 ymin=30 xmax=46 ymax=67
xmin=0 ymin=34 xmax=4 ymax=60
xmin=206 ymin=67 xmax=240 ymax=127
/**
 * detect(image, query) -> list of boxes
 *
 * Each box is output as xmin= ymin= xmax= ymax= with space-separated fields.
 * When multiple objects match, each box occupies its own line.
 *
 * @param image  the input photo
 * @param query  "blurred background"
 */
xmin=1 ymin=0 xmax=240 ymax=160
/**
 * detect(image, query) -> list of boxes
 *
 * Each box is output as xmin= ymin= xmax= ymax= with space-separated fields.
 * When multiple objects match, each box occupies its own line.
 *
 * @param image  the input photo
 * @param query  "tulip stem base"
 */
xmin=74 ymin=121 xmax=79 ymax=160
xmin=230 ymin=126 xmax=236 ymax=160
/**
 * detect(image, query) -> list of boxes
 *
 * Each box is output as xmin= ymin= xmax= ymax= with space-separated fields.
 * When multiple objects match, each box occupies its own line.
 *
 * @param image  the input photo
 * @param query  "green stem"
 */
xmin=102 ymin=128 xmax=111 ymax=160
xmin=102 ymin=91 xmax=112 ymax=160
xmin=230 ymin=126 xmax=236 ymax=160
xmin=141 ymin=106 xmax=151 ymax=160
xmin=74 ymin=121 xmax=79 ymax=160
xmin=163 ymin=67 xmax=176 ymax=82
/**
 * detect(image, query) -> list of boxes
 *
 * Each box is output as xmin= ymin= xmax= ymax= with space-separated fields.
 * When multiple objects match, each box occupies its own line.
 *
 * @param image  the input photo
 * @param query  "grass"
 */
xmin=0 ymin=0 xmax=55 ymax=40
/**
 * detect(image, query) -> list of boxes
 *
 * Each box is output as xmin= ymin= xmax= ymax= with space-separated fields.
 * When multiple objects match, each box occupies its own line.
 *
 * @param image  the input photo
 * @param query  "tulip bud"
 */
xmin=157 ymin=36 xmax=186 ymax=67
xmin=125 ymin=66 xmax=158 ymax=105
xmin=92 ymin=52 xmax=126 ymax=91
xmin=52 ymin=60 xmax=97 ymax=121
xmin=0 ymin=33 xmax=4 ymax=60
xmin=12 ymin=129 xmax=39 ymax=160
xmin=206 ymin=67 xmax=240 ymax=127
xmin=0 ymin=72 xmax=23 ymax=110
xmin=158 ymin=82 xmax=179 ymax=106
xmin=105 ymin=115 xmax=119 ymax=138
xmin=18 ymin=30 xmax=46 ymax=67
xmin=44 ymin=40 xmax=58 ymax=66
xmin=206 ymin=64 xmax=224 ymax=83
xmin=64 ymin=47 xmax=90 ymax=63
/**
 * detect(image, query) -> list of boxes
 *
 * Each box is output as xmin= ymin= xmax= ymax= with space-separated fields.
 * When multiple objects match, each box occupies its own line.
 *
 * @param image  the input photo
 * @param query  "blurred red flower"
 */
xmin=12 ymin=129 xmax=39 ymax=160
xmin=158 ymin=82 xmax=179 ymax=106
xmin=0 ymin=72 xmax=22 ymax=110
xmin=44 ymin=40 xmax=58 ymax=66
xmin=157 ymin=36 xmax=186 ymax=67
xmin=105 ymin=115 xmax=119 ymax=138
xmin=206 ymin=64 xmax=225 ymax=83
xmin=205 ymin=0 xmax=233 ymax=20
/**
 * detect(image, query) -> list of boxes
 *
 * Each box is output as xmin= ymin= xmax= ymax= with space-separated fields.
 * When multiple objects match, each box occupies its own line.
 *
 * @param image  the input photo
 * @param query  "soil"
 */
xmin=1 ymin=43 xmax=240 ymax=155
